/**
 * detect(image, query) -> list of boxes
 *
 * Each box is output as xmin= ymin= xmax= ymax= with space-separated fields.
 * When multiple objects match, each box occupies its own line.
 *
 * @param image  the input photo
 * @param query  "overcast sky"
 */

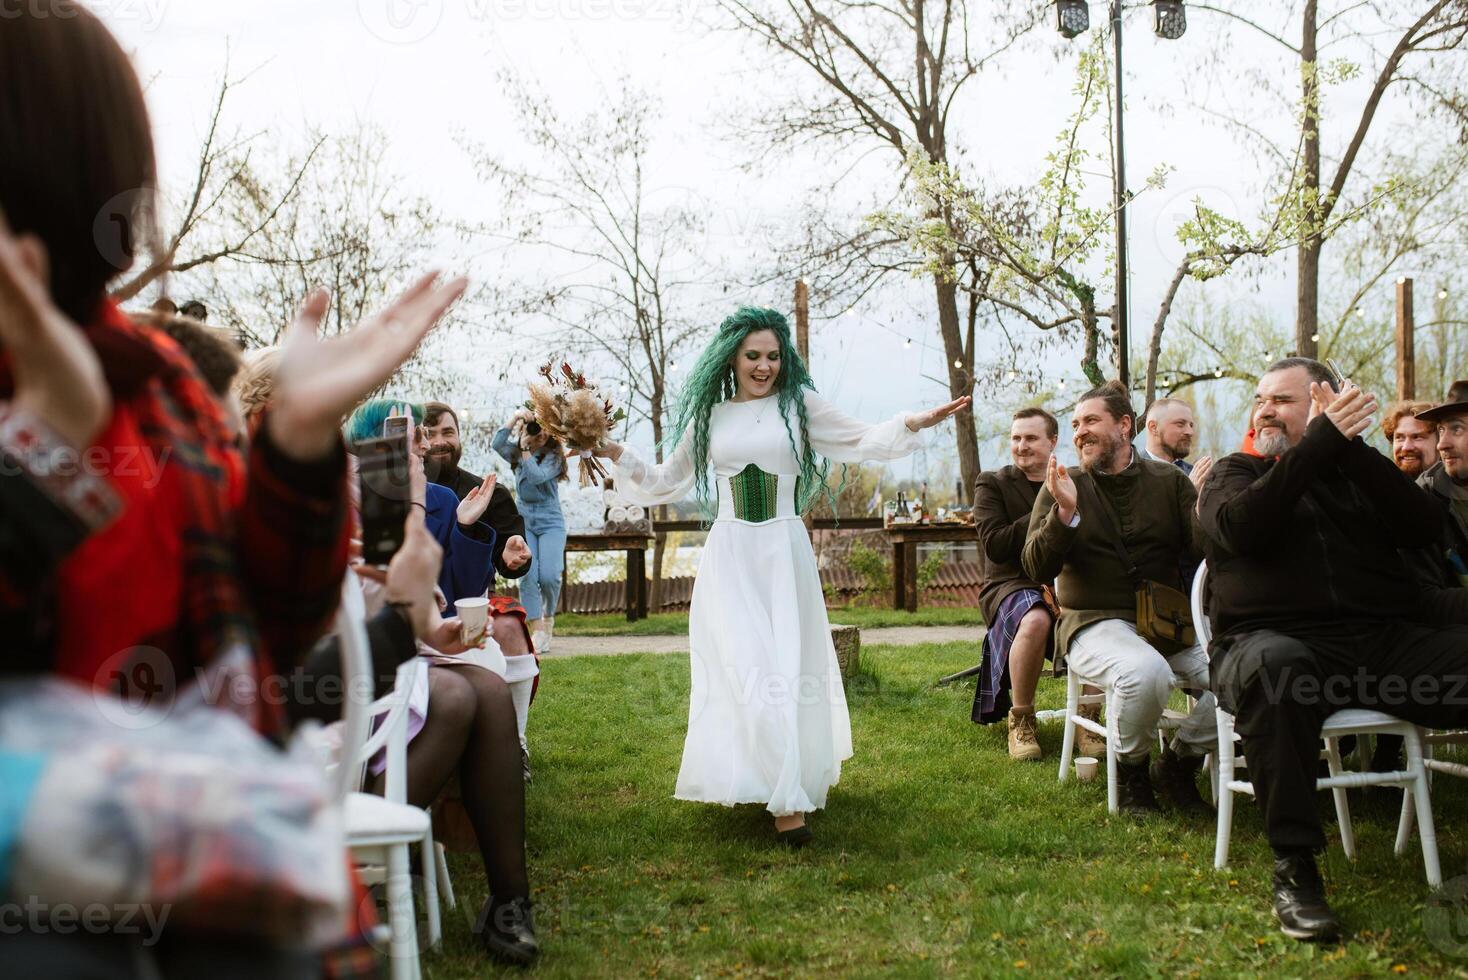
xmin=96 ymin=1 xmax=1421 ymax=473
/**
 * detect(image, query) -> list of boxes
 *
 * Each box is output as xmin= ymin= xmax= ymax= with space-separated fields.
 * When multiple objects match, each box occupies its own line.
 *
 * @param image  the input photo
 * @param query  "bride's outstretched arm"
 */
xmin=592 ymin=433 xmax=696 ymax=506
xmin=804 ymin=391 xmax=971 ymax=464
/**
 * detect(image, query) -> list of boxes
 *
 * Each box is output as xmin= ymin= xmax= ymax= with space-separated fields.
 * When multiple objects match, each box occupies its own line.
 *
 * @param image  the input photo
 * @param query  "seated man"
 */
xmin=422 ymin=400 xmax=536 ymax=657
xmin=972 ymin=407 xmax=1061 ymax=761
xmin=1137 ymin=396 xmax=1211 ymax=485
xmin=1199 ymin=358 xmax=1468 ymax=943
xmin=1023 ymin=381 xmax=1216 ymax=815
xmin=1415 ymin=382 xmax=1468 ymax=616
xmin=1384 ymin=399 xmax=1440 ymax=479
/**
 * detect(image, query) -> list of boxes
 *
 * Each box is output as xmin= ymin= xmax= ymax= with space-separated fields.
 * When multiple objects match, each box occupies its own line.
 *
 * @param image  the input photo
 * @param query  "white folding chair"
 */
xmin=1191 ymin=562 xmax=1442 ymax=887
xmin=1056 ymin=641 xmax=1199 ymax=813
xmin=332 ymin=575 xmax=440 ymax=980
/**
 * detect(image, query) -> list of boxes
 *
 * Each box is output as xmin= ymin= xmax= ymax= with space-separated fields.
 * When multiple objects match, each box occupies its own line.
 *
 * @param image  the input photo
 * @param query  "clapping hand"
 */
xmin=1045 ymin=455 xmax=1079 ymax=525
xmin=502 ymin=534 xmax=532 ymax=570
xmin=267 ymin=273 xmax=467 ymax=462
xmin=0 ymin=214 xmax=110 ymax=449
xmin=456 ymin=471 xmax=497 ymax=527
xmin=1309 ymin=381 xmax=1377 ymax=441
xmin=1188 ymin=455 xmax=1214 ymax=492
xmin=905 ymin=395 xmax=973 ymax=432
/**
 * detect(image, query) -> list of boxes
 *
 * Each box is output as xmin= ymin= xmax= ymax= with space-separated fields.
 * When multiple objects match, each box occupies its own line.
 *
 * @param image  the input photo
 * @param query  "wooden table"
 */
xmin=886 ymin=524 xmax=977 ymax=612
xmin=565 ymin=533 xmax=653 ymax=621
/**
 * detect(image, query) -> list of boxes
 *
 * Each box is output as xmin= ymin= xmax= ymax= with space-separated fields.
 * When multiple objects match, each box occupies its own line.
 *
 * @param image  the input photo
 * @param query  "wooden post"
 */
xmin=795 ymin=280 xmax=810 ymax=363
xmin=1396 ymin=277 xmax=1415 ymax=401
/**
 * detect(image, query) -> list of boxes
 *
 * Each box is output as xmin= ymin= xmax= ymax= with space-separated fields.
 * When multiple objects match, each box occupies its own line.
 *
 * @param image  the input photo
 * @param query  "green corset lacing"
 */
xmin=729 ymin=464 xmax=781 ymax=522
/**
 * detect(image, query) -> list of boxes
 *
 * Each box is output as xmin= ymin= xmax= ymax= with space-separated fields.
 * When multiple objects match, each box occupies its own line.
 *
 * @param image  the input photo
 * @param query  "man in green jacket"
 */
xmin=1023 ymin=381 xmax=1215 ymax=816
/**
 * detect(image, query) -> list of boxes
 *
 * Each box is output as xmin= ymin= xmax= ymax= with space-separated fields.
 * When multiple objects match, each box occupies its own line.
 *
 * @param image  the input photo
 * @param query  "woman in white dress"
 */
xmin=594 ymin=307 xmax=968 ymax=845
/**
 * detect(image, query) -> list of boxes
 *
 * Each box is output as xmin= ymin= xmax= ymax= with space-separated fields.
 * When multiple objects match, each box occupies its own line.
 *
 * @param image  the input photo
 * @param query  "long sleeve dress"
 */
xmin=613 ymin=390 xmax=922 ymax=816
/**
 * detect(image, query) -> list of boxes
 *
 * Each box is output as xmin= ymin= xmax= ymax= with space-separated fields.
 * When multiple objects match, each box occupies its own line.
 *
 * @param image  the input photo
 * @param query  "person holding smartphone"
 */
xmin=493 ymin=410 xmax=569 ymax=653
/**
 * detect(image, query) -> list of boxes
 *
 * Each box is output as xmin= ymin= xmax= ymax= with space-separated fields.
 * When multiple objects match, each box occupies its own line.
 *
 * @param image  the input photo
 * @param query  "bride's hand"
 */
xmin=906 ymin=395 xmax=972 ymax=432
xmin=588 ymin=440 xmax=624 ymax=463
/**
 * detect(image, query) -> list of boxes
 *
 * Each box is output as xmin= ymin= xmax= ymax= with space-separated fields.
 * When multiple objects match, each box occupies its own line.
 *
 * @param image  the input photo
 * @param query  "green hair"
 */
xmin=663 ymin=306 xmax=836 ymax=516
xmin=345 ymin=398 xmax=423 ymax=446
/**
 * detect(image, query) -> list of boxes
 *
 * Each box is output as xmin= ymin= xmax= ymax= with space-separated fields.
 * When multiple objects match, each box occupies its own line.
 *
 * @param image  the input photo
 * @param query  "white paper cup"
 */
xmin=1074 ymin=757 xmax=1099 ymax=783
xmin=456 ymin=596 xmax=491 ymax=646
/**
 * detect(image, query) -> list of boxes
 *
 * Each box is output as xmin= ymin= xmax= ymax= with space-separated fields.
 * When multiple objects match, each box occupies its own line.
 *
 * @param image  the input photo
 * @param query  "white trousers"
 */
xmin=1067 ymin=618 xmax=1217 ymax=763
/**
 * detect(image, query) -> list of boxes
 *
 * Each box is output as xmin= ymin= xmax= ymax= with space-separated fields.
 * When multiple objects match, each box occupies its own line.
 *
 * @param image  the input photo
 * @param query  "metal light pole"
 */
xmin=1055 ymin=1 xmax=1188 ymax=388
xmin=1111 ymin=0 xmax=1129 ymax=389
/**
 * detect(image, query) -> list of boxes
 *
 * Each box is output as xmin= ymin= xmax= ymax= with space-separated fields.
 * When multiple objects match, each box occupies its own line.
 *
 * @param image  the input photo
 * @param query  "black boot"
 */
xmin=1272 ymin=851 xmax=1341 ymax=943
xmin=1151 ymin=746 xmax=1214 ymax=816
xmin=474 ymin=895 xmax=539 ymax=966
xmin=1115 ymin=757 xmax=1161 ymax=816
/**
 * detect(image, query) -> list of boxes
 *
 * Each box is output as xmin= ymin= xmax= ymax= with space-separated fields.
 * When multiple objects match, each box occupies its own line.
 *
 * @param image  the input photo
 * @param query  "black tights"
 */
xmin=375 ymin=664 xmax=529 ymax=901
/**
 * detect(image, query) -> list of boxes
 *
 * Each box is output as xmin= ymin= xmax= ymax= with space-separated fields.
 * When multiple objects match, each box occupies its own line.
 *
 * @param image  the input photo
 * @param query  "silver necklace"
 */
xmin=742 ymin=395 xmax=775 ymax=425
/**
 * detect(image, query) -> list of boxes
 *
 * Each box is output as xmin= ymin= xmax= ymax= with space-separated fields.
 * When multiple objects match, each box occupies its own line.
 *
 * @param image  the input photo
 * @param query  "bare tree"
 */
xmin=1193 ymin=1 xmax=1468 ymax=359
xmin=464 ymin=73 xmax=712 ymax=607
xmin=111 ymin=66 xmax=322 ymax=306
xmin=716 ymin=0 xmax=1045 ymax=498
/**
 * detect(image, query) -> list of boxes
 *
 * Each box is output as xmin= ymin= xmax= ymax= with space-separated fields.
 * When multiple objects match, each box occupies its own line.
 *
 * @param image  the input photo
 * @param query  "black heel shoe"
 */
xmin=776 ymin=825 xmax=814 ymax=848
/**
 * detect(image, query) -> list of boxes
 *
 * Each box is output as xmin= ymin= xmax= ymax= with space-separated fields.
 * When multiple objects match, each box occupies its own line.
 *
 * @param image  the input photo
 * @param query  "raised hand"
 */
xmin=456 ymin=471 xmax=497 ymax=527
xmin=1188 ymin=455 xmax=1214 ymax=492
xmin=502 ymin=534 xmax=532 ymax=570
xmin=267 ymin=273 xmax=468 ymax=462
xmin=906 ymin=395 xmax=973 ymax=432
xmin=382 ymin=500 xmax=445 ymax=639
xmin=0 ymin=216 xmax=110 ymax=449
xmin=1310 ymin=381 xmax=1376 ymax=441
xmin=1046 ymin=454 xmax=1079 ymax=524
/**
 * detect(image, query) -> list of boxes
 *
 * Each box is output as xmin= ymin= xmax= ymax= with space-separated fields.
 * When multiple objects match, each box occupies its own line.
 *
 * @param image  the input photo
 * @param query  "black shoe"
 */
xmin=1116 ymin=757 xmax=1161 ymax=816
xmin=776 ymin=825 xmax=814 ymax=848
xmin=1272 ymin=852 xmax=1341 ymax=943
xmin=1151 ymin=747 xmax=1214 ymax=816
xmin=474 ymin=896 xmax=539 ymax=966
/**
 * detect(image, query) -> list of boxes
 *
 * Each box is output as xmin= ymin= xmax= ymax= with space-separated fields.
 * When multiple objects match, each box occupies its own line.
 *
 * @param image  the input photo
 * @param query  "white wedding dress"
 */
xmin=613 ymin=390 xmax=922 ymax=815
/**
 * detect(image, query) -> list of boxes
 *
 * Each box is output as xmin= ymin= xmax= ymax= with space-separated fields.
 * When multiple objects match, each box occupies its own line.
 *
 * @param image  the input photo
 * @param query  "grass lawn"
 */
xmin=423 ymin=642 xmax=1468 ymax=978
xmin=555 ymin=606 xmax=985 ymax=637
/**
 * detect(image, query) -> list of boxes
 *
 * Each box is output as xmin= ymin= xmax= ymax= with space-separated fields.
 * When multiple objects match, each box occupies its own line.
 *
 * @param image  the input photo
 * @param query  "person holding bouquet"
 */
xmin=493 ymin=410 xmax=569 ymax=652
xmin=591 ymin=306 xmax=969 ymax=845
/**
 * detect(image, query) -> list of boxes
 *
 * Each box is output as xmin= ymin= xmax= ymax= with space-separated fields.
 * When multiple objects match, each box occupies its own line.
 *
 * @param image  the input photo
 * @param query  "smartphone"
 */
xmin=383 ymin=415 xmax=410 ymax=439
xmin=1324 ymin=358 xmax=1351 ymax=392
xmin=357 ymin=433 xmax=411 ymax=565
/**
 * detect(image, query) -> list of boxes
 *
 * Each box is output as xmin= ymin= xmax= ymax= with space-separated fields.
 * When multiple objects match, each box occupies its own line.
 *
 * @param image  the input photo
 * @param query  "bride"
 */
xmin=593 ymin=306 xmax=968 ymax=844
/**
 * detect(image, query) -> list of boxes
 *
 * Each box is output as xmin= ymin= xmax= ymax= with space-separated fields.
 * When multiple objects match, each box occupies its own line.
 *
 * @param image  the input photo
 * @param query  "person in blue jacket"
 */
xmin=493 ymin=410 xmax=568 ymax=651
xmin=346 ymin=400 xmax=496 ymax=612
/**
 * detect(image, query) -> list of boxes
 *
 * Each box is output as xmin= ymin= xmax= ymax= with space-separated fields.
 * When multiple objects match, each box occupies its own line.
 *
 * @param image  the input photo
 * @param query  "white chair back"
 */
xmin=1190 ymin=560 xmax=1212 ymax=652
xmin=333 ymin=573 xmax=373 ymax=803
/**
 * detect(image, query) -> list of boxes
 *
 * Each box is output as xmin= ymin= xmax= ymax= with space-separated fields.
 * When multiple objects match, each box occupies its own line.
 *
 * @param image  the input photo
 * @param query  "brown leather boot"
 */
xmin=1076 ymin=702 xmax=1107 ymax=757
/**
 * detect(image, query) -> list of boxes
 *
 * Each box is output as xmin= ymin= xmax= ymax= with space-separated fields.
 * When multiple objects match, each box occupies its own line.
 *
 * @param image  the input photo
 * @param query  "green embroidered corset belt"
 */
xmin=718 ymin=465 xmax=800 ymax=524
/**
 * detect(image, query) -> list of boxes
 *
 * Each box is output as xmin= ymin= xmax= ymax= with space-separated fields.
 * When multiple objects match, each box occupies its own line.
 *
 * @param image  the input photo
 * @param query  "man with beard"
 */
xmin=1383 ymin=400 xmax=1439 ymax=478
xmin=972 ymin=408 xmax=1063 ymax=761
xmin=422 ymin=401 xmax=535 ymax=660
xmin=1198 ymin=358 xmax=1468 ymax=942
xmin=1023 ymin=381 xmax=1216 ymax=815
xmin=1138 ymin=397 xmax=1212 ymax=487
xmin=1414 ymin=382 xmax=1468 ymax=612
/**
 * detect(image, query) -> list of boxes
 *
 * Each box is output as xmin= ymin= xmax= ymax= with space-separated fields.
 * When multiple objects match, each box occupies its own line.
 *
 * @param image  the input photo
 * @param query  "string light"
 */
xmin=1310 ymin=333 xmax=1320 ymax=343
xmin=1214 ymin=367 xmax=1224 ymax=378
xmin=1440 ymin=289 xmax=1449 ymax=300
xmin=1007 ymin=370 xmax=1017 ymax=381
xmin=953 ymin=359 xmax=962 ymax=368
xmin=1354 ymin=307 xmax=1365 ymax=317
xmin=904 ymin=338 xmax=912 ymax=349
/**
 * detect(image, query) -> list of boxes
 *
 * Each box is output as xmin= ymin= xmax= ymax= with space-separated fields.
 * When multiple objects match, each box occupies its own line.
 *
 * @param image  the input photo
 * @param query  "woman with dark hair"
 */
xmin=592 ymin=307 xmax=967 ymax=844
xmin=492 ymin=410 xmax=569 ymax=652
xmin=0 ymin=3 xmax=464 ymax=975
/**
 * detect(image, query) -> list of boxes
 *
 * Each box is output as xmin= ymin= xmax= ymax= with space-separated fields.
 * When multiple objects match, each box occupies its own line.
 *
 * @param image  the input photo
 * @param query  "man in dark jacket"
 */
xmin=1198 ymin=358 xmax=1468 ymax=944
xmin=1024 ymin=381 xmax=1215 ymax=816
xmin=1416 ymin=384 xmax=1468 ymax=603
xmin=423 ymin=401 xmax=536 ymax=659
xmin=972 ymin=407 xmax=1059 ymax=761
